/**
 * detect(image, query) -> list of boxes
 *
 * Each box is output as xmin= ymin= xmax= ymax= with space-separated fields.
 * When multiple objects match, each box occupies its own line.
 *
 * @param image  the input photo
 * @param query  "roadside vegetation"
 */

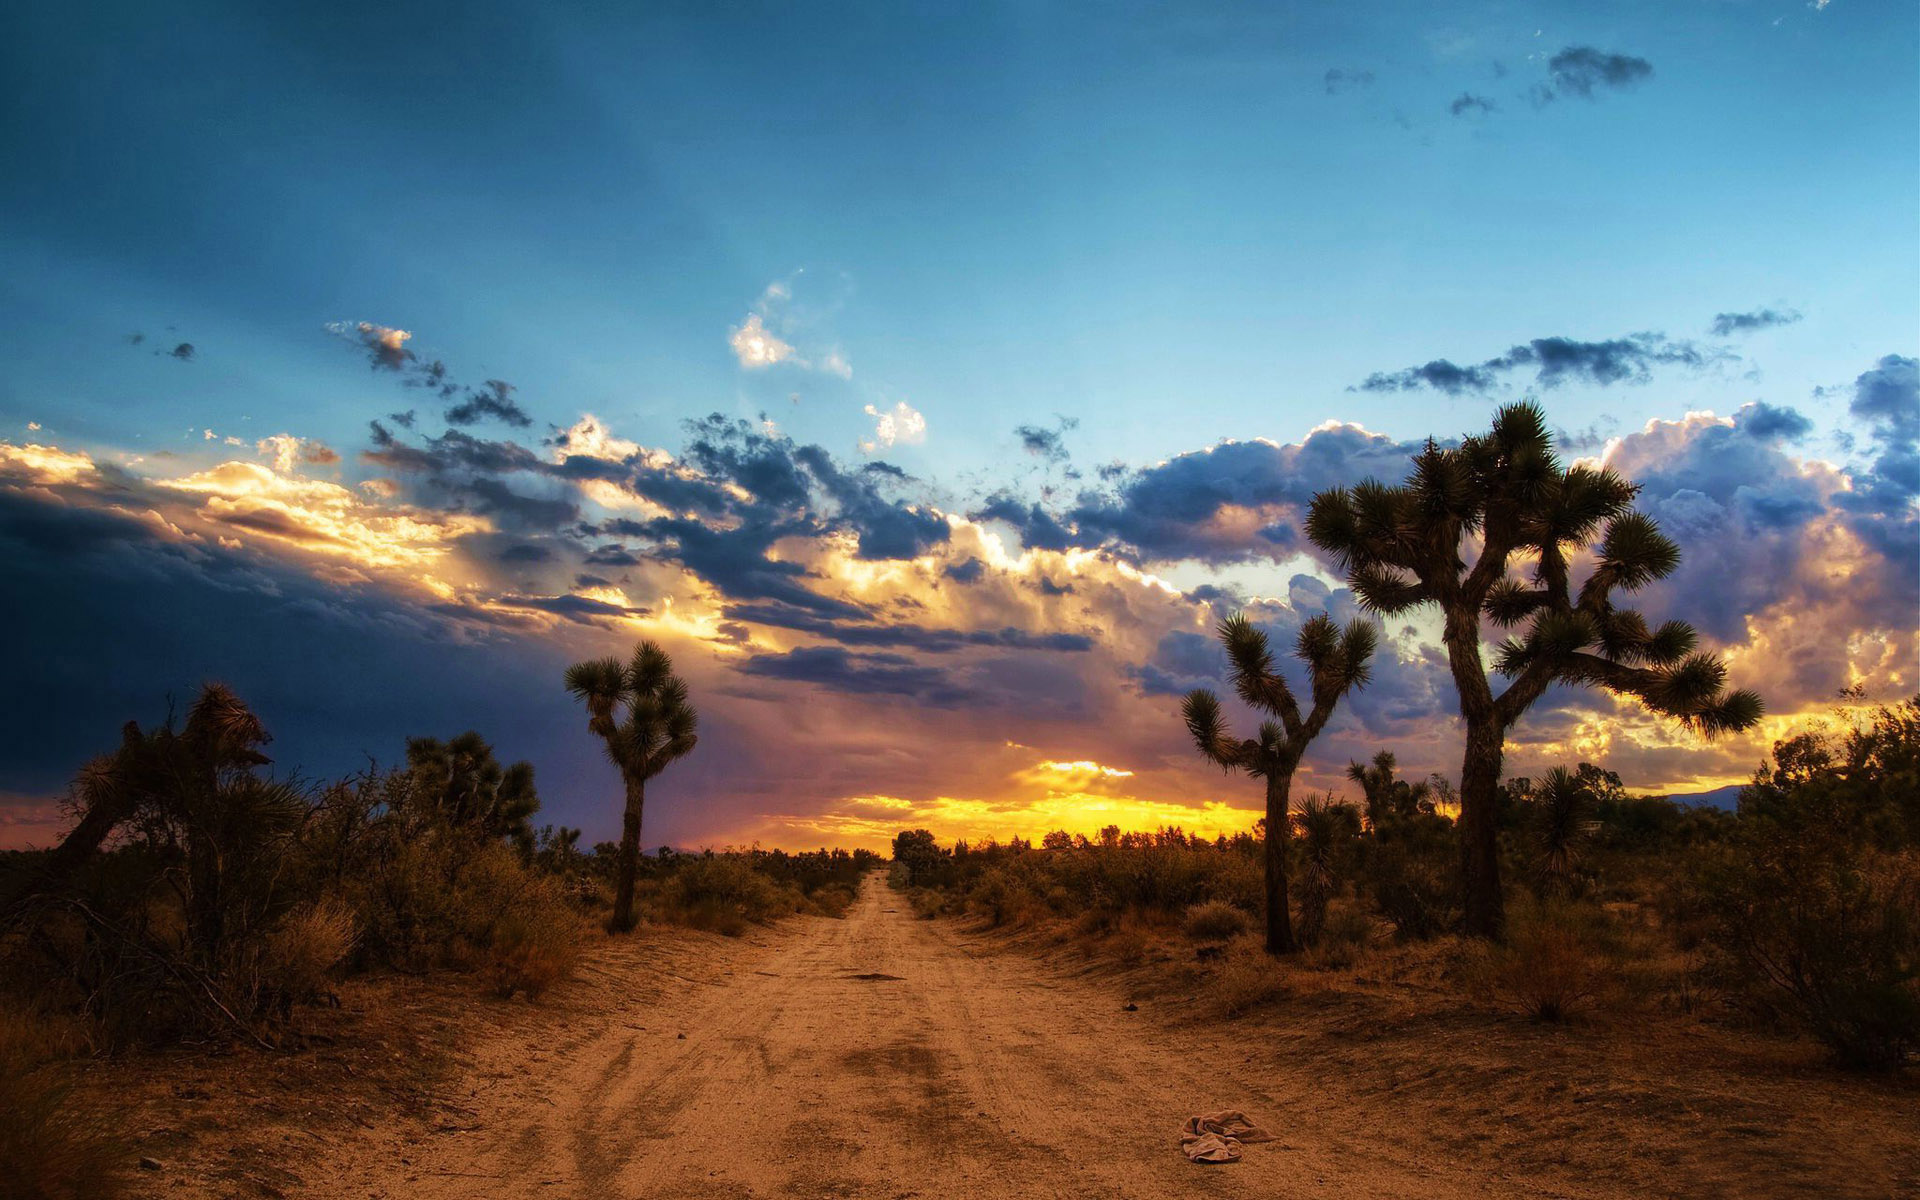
xmin=0 ymin=639 xmax=879 ymax=1197
xmin=892 ymin=696 xmax=1920 ymax=1073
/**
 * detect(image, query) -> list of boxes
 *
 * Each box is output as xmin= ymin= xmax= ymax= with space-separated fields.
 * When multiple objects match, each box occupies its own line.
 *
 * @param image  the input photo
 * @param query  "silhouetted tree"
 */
xmin=403 ymin=731 xmax=540 ymax=852
xmin=891 ymin=829 xmax=944 ymax=885
xmin=1525 ymin=766 xmax=1598 ymax=898
xmin=1346 ymin=750 xmax=1433 ymax=830
xmin=1183 ymin=612 xmax=1375 ymax=954
xmin=565 ymin=641 xmax=699 ymax=933
xmin=1306 ymin=402 xmax=1762 ymax=938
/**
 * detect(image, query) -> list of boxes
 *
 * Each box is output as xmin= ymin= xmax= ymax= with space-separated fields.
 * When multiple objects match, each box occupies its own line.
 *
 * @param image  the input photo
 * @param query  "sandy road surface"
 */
xmin=308 ymin=875 xmax=1533 ymax=1200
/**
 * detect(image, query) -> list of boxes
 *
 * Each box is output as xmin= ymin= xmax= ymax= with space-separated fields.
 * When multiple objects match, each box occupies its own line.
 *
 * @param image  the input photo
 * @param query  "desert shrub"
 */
xmin=0 ymin=1004 xmax=122 ymax=1200
xmin=1210 ymin=946 xmax=1287 ymax=1016
xmin=1365 ymin=841 xmax=1458 ymax=941
xmin=657 ymin=855 xmax=799 ymax=931
xmin=808 ymin=884 xmax=856 ymax=919
xmin=482 ymin=887 xmax=584 ymax=1000
xmin=1302 ymin=905 xmax=1374 ymax=971
xmin=907 ymin=887 xmax=946 ymax=919
xmin=235 ymin=897 xmax=355 ymax=1020
xmin=1183 ymin=900 xmax=1250 ymax=943
xmin=1700 ymin=847 xmax=1919 ymax=1070
xmin=1475 ymin=898 xmax=1619 ymax=1022
xmin=970 ymin=867 xmax=1044 ymax=928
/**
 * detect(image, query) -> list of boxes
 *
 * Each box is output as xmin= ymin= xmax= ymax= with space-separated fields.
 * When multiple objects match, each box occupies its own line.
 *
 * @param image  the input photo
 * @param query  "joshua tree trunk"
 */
xmin=1457 ymin=717 xmax=1506 ymax=940
xmin=610 ymin=777 xmax=645 ymax=933
xmin=1263 ymin=771 xmax=1296 ymax=956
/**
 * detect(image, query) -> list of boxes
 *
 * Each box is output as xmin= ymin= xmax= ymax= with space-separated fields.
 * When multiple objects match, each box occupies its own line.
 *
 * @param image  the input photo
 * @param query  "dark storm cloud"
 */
xmin=736 ymin=647 xmax=974 ymax=707
xmin=1357 ymin=331 xmax=1726 ymax=394
xmin=974 ymin=423 xmax=1427 ymax=565
xmin=498 ymin=543 xmax=554 ymax=563
xmin=445 ymin=380 xmax=533 ymax=428
xmin=1833 ymin=354 xmax=1919 ymax=575
xmin=0 ymin=482 xmax=577 ymax=801
xmin=1449 ymin=92 xmax=1496 ymax=117
xmin=1734 ymin=401 xmax=1812 ymax=442
xmin=168 ymin=342 xmax=195 ymax=361
xmin=499 ymin=593 xmax=647 ymax=624
xmin=1323 ymin=68 xmax=1374 ymax=94
xmin=1710 ymin=308 xmax=1802 ymax=337
xmin=722 ymin=602 xmax=1093 ymax=654
xmin=1534 ymin=46 xmax=1653 ymax=103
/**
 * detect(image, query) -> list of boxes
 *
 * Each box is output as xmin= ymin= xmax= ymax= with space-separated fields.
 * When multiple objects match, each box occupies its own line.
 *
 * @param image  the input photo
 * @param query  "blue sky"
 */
xmin=1 ymin=0 xmax=1914 ymax=848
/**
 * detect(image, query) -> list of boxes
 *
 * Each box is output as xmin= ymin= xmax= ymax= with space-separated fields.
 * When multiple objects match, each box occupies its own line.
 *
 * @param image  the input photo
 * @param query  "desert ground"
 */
xmin=90 ymin=873 xmax=1915 ymax=1200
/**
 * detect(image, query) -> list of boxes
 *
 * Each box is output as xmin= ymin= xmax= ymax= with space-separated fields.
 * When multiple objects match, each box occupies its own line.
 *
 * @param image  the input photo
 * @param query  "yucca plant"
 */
xmin=1295 ymin=795 xmax=1362 ymax=946
xmin=1306 ymin=402 xmax=1763 ymax=937
xmin=1529 ymin=766 xmax=1597 ymax=898
xmin=1183 ymin=612 xmax=1375 ymax=954
xmin=565 ymin=641 xmax=699 ymax=933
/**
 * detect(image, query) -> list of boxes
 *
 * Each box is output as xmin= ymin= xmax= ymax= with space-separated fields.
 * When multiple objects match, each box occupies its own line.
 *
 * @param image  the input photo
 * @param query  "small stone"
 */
xmin=677 ymin=1032 xmax=686 ymax=1039
xmin=1123 ymin=1003 xmax=1138 ymax=1012
xmin=138 ymin=1157 xmax=164 ymax=1172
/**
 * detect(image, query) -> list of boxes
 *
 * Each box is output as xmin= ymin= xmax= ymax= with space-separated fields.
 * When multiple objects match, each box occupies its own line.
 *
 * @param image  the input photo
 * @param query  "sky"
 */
xmin=2 ymin=0 xmax=1915 ymax=851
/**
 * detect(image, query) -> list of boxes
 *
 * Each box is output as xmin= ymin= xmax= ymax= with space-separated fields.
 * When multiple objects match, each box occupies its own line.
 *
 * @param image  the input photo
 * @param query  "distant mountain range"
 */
xmin=1658 ymin=783 xmax=1744 ymax=811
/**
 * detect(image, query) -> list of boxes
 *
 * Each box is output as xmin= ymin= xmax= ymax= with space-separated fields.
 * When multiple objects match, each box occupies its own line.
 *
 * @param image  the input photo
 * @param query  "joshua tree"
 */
xmin=1305 ymin=402 xmax=1762 ymax=938
xmin=403 ymin=730 xmax=540 ymax=851
xmin=565 ymin=641 xmax=699 ymax=933
xmin=1346 ymin=750 xmax=1433 ymax=830
xmin=1183 ymin=613 xmax=1376 ymax=954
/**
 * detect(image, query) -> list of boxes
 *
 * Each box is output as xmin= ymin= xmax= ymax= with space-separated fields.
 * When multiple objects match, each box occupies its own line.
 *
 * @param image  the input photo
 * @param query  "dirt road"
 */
xmin=312 ymin=874 xmax=1519 ymax=1200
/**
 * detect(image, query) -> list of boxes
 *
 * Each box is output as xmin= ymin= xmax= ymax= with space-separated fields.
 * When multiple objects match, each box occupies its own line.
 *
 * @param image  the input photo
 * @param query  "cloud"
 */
xmin=728 ymin=313 xmax=796 ymax=370
xmin=1449 ymin=92 xmax=1497 ymax=117
xmin=1357 ymin=330 xmax=1728 ymax=395
xmin=1324 ymin=68 xmax=1374 ymax=94
xmin=256 ymin=434 xmax=339 ymax=473
xmin=861 ymin=402 xmax=928 ymax=453
xmin=1015 ymin=418 xmax=1078 ymax=464
xmin=168 ymin=342 xmax=195 ymax=361
xmin=445 ymin=379 xmax=533 ymax=428
xmin=1534 ymin=46 xmax=1653 ymax=103
xmin=327 ymin=320 xmax=414 ymax=370
xmin=736 ymin=646 xmax=975 ymax=707
xmin=1710 ymin=308 xmax=1803 ymax=337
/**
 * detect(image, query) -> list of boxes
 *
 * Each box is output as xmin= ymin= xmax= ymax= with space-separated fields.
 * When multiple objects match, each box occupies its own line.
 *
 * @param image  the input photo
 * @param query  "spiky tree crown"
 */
xmin=1303 ymin=401 xmax=1762 ymax=736
xmin=1182 ymin=612 xmax=1376 ymax=777
xmin=565 ymin=640 xmax=699 ymax=781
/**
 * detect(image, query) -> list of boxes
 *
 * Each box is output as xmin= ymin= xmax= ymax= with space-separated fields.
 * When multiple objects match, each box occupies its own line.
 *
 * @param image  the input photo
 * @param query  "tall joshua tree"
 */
xmin=1305 ymin=402 xmax=1762 ymax=939
xmin=1183 ymin=613 xmax=1376 ymax=955
xmin=565 ymin=640 xmax=699 ymax=933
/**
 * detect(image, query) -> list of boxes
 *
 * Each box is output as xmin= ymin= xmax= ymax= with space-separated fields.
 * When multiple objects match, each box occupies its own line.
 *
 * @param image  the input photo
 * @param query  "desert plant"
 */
xmin=1527 ymin=765 xmax=1600 ymax=898
xmin=1183 ymin=612 xmax=1375 ymax=954
xmin=401 ymin=731 xmax=540 ymax=852
xmin=1183 ymin=900 xmax=1250 ymax=942
xmin=1306 ymin=402 xmax=1763 ymax=937
xmin=565 ymin=641 xmax=699 ymax=933
xmin=1477 ymin=898 xmax=1616 ymax=1022
xmin=1347 ymin=751 xmax=1432 ymax=830
xmin=1702 ymin=845 xmax=1919 ymax=1070
xmin=0 ymin=1004 xmax=123 ymax=1200
xmin=1295 ymin=796 xmax=1362 ymax=945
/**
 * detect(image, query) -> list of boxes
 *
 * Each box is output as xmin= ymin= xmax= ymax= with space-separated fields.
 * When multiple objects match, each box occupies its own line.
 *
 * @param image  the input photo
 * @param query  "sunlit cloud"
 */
xmin=860 ymin=401 xmax=927 ymax=453
xmin=728 ymin=313 xmax=796 ymax=369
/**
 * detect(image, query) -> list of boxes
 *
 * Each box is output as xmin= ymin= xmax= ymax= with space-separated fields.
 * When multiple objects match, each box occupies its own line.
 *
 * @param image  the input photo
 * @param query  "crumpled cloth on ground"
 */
xmin=1179 ymin=1110 xmax=1273 ymax=1163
